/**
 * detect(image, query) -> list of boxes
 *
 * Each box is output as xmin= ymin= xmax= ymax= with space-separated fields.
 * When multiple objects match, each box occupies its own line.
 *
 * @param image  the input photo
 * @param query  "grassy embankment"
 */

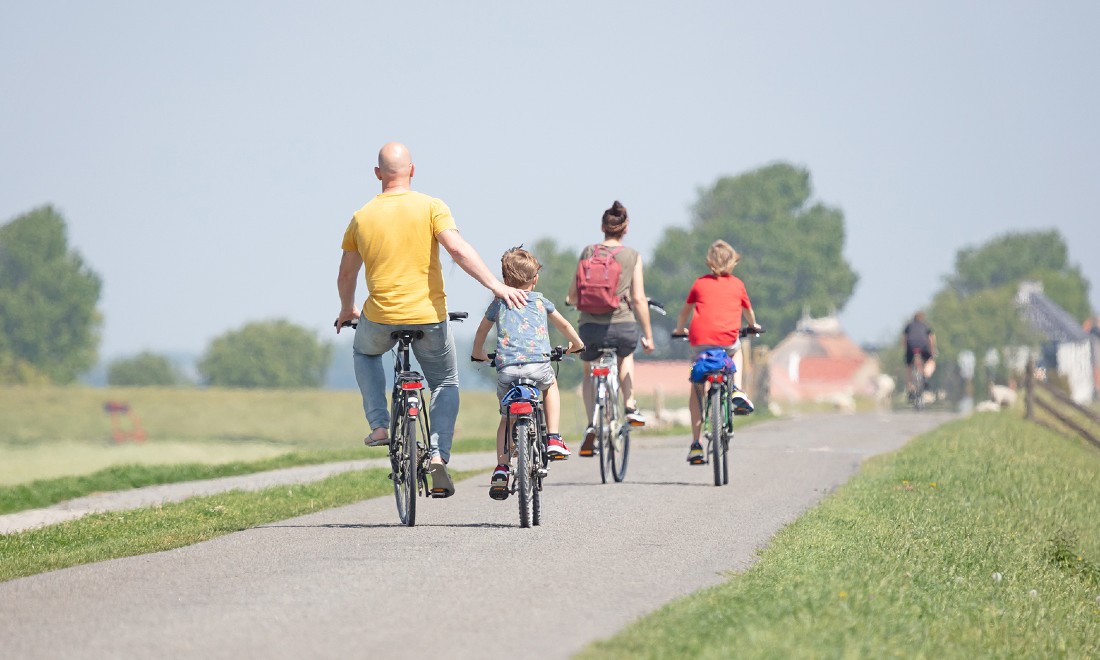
xmin=0 ymin=466 xmax=480 ymax=582
xmin=3 ymin=397 xmax=1096 ymax=657
xmin=578 ymin=412 xmax=1100 ymax=658
xmin=0 ymin=385 xmax=700 ymax=513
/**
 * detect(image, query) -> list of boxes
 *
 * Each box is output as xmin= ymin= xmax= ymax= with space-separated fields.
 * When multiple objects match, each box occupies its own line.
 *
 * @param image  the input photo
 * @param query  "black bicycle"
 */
xmin=473 ymin=347 xmax=569 ymax=528
xmin=674 ymin=326 xmax=764 ymax=487
xmin=340 ymin=311 xmax=467 ymax=526
xmin=908 ymin=351 xmax=928 ymax=411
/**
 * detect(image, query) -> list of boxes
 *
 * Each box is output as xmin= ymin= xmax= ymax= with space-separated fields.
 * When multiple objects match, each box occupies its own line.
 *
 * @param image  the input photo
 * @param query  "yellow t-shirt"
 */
xmin=341 ymin=191 xmax=458 ymax=324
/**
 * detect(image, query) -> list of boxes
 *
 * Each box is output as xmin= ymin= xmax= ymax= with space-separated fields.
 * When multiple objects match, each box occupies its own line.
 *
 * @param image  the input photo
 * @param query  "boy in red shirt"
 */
xmin=673 ymin=240 xmax=760 ymax=464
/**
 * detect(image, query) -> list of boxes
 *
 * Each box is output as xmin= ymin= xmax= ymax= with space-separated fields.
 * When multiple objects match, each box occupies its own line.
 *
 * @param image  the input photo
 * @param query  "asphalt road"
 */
xmin=0 ymin=410 xmax=954 ymax=659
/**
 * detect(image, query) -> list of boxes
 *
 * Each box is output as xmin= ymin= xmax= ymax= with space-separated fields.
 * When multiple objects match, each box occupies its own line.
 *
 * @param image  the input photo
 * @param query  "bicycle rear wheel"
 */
xmin=913 ymin=361 xmax=926 ymax=411
xmin=391 ymin=414 xmax=417 ymax=526
xmin=516 ymin=419 xmax=535 ymax=528
xmin=708 ymin=388 xmax=722 ymax=487
xmin=532 ymin=430 xmax=544 ymax=527
xmin=597 ymin=401 xmax=612 ymax=485
xmin=721 ymin=390 xmax=731 ymax=485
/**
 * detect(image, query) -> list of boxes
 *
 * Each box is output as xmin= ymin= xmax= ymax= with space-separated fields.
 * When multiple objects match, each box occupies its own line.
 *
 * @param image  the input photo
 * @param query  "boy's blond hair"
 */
xmin=501 ymin=247 xmax=541 ymax=288
xmin=706 ymin=240 xmax=740 ymax=276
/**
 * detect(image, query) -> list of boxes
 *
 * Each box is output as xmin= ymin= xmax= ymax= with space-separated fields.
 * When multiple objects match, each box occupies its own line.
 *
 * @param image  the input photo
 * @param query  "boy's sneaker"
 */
xmin=489 ymin=464 xmax=510 ymax=500
xmin=579 ymin=426 xmax=596 ymax=457
xmin=731 ymin=388 xmax=755 ymax=415
xmin=686 ymin=442 xmax=705 ymax=464
xmin=625 ymin=407 xmax=647 ymax=427
xmin=546 ymin=434 xmax=571 ymax=460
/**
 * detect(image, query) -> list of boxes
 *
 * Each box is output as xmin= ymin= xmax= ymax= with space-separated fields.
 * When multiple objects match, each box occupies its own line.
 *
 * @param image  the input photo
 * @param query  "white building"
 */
xmin=1016 ymin=281 xmax=1095 ymax=404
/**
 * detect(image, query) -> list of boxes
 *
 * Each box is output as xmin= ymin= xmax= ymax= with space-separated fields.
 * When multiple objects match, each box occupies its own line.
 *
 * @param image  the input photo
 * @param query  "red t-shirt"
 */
xmin=687 ymin=274 xmax=752 ymax=347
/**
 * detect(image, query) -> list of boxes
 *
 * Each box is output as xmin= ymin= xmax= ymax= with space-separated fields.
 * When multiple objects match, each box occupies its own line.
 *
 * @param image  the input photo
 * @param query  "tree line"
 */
xmin=2 ymin=166 xmax=1093 ymax=391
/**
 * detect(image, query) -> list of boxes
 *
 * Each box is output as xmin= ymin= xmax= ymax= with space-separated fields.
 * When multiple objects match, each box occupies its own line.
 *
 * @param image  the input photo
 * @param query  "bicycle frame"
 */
xmin=674 ymin=325 xmax=764 ymax=487
xmin=589 ymin=347 xmax=629 ymax=483
xmin=387 ymin=330 xmax=432 ymax=526
xmin=696 ymin=368 xmax=733 ymax=486
xmin=501 ymin=381 xmax=549 ymax=528
xmin=909 ymin=351 xmax=927 ymax=411
xmin=337 ymin=311 xmax=467 ymax=527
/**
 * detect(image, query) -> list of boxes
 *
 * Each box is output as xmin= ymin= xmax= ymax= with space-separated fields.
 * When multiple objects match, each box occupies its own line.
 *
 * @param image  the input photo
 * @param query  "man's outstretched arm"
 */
xmin=437 ymin=229 xmax=527 ymax=309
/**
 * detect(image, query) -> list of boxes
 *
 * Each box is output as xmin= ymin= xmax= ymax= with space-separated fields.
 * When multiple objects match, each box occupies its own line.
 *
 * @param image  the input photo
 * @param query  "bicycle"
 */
xmin=472 ymin=346 xmax=569 ymax=528
xmin=339 ymin=311 xmax=467 ymax=526
xmin=585 ymin=298 xmax=666 ymax=484
xmin=907 ymin=349 xmax=929 ymax=411
xmin=673 ymin=326 xmax=764 ymax=487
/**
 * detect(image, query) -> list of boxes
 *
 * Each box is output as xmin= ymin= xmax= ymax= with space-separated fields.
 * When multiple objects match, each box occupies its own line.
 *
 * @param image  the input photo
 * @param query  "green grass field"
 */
xmin=0 ymin=385 xmax=600 ymax=485
xmin=0 ymin=385 xmax=698 ymax=512
xmin=578 ymin=412 xmax=1100 ymax=658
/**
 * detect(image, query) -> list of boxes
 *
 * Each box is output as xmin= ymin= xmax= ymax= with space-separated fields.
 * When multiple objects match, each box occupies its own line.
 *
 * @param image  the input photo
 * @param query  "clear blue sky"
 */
xmin=3 ymin=1 xmax=1097 ymax=358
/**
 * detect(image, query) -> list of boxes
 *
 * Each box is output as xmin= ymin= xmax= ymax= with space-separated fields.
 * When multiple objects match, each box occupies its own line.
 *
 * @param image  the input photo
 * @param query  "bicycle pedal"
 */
xmin=628 ymin=420 xmax=645 ymax=427
xmin=537 ymin=468 xmax=548 ymax=477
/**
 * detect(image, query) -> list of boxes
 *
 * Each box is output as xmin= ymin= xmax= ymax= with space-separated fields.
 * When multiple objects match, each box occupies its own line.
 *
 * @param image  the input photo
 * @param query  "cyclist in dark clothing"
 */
xmin=902 ymin=311 xmax=936 ymax=394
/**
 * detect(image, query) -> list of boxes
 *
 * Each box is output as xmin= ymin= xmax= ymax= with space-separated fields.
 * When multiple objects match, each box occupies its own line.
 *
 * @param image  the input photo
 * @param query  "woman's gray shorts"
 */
xmin=496 ymin=361 xmax=556 ymax=400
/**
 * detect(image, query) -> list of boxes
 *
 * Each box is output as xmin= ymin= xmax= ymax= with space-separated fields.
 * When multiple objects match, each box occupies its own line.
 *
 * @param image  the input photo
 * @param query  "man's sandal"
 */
xmin=364 ymin=428 xmax=390 ymax=447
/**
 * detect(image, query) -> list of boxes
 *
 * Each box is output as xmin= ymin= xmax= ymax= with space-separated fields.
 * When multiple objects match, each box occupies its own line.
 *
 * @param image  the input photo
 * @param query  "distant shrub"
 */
xmin=107 ymin=352 xmax=185 ymax=387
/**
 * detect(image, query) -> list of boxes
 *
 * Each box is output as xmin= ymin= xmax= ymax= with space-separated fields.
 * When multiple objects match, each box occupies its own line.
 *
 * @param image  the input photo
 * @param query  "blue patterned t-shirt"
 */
xmin=485 ymin=292 xmax=556 ymax=369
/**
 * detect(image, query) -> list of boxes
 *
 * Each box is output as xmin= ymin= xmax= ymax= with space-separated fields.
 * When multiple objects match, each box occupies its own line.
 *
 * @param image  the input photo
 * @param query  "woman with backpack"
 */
xmin=565 ymin=200 xmax=655 ymax=457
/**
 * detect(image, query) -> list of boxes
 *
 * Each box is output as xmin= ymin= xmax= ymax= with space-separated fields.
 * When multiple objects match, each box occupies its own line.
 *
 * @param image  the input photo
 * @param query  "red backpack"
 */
xmin=574 ymin=244 xmax=625 ymax=314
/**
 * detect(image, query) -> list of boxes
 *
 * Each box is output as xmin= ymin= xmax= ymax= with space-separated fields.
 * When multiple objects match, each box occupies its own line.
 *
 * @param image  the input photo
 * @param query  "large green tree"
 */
xmin=198 ymin=320 xmax=332 ymax=388
xmin=647 ymin=163 xmax=858 ymax=346
xmin=0 ymin=206 xmax=102 ymax=383
xmin=945 ymin=230 xmax=1091 ymax=318
xmin=920 ymin=229 xmax=1091 ymax=399
xmin=107 ymin=352 xmax=186 ymax=387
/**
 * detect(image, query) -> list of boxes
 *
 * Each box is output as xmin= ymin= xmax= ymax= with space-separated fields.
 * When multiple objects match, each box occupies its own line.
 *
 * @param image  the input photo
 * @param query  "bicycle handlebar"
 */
xmin=471 ymin=345 xmax=577 ymax=363
xmin=671 ymin=325 xmax=765 ymax=341
xmin=335 ymin=311 xmax=467 ymax=330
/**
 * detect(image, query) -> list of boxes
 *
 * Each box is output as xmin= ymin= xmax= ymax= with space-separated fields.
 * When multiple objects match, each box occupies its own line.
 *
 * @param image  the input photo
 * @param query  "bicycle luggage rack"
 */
xmin=103 ymin=401 xmax=147 ymax=443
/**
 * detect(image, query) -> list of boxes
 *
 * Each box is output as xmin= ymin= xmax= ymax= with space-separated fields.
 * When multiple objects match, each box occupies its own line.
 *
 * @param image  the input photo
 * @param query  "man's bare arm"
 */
xmin=336 ymin=250 xmax=363 ymax=333
xmin=436 ymin=229 xmax=527 ymax=309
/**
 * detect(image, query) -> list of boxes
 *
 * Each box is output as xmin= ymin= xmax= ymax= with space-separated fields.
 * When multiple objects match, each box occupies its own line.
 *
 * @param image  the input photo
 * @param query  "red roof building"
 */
xmin=767 ymin=312 xmax=879 ymax=403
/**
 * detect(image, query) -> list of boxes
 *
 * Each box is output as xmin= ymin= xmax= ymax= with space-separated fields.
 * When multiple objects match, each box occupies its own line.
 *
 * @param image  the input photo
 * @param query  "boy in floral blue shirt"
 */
xmin=472 ymin=247 xmax=584 ymax=500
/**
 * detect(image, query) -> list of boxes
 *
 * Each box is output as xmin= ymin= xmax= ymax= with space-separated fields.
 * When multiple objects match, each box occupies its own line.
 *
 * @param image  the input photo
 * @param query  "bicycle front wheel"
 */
xmin=708 ymin=388 xmax=722 ymax=487
xmin=391 ymin=414 xmax=417 ymax=526
xmin=515 ymin=419 xmax=535 ymax=528
xmin=610 ymin=425 xmax=630 ymax=483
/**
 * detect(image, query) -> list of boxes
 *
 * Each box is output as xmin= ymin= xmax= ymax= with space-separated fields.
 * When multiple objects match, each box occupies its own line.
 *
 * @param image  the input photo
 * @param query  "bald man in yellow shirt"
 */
xmin=336 ymin=142 xmax=526 ymax=497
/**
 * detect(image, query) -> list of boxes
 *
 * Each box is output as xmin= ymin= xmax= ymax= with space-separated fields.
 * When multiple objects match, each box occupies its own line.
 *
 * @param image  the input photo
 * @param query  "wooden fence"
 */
xmin=1024 ymin=360 xmax=1100 ymax=450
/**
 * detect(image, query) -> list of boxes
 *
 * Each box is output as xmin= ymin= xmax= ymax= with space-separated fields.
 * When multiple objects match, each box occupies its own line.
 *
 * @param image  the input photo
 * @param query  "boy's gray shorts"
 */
xmin=497 ymin=362 xmax=556 ymax=400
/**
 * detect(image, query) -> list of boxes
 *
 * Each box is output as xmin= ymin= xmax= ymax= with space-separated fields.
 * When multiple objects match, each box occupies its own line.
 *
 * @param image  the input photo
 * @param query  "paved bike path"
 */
xmin=0 ymin=411 xmax=954 ymax=659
